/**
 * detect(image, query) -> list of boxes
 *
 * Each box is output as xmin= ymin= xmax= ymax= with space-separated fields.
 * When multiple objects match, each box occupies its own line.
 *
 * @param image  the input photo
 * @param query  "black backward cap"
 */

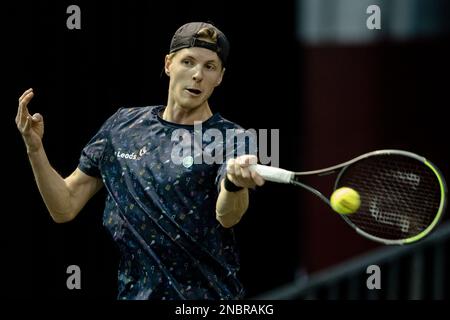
xmin=169 ymin=22 xmax=230 ymax=66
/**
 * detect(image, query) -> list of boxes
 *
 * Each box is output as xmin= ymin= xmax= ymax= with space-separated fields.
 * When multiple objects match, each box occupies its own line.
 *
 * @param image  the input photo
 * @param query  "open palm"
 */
xmin=15 ymin=88 xmax=45 ymax=153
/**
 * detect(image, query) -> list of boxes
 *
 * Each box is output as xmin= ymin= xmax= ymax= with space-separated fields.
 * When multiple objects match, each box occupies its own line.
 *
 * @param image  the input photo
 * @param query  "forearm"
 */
xmin=215 ymin=179 xmax=249 ymax=228
xmin=27 ymin=147 xmax=74 ymax=223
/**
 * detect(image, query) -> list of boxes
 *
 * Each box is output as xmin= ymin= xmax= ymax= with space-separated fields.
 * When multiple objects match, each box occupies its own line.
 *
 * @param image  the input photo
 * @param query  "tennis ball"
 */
xmin=330 ymin=187 xmax=361 ymax=214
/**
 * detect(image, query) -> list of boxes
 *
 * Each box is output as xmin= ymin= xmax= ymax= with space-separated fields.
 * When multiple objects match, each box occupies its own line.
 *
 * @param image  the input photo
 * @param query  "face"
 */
xmin=165 ymin=47 xmax=225 ymax=111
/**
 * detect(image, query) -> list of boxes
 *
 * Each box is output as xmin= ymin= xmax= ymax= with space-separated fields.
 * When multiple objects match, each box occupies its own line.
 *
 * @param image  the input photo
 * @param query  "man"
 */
xmin=16 ymin=22 xmax=264 ymax=299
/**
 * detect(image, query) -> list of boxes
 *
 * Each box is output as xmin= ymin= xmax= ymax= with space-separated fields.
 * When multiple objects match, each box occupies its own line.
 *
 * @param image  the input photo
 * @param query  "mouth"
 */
xmin=185 ymin=88 xmax=202 ymax=96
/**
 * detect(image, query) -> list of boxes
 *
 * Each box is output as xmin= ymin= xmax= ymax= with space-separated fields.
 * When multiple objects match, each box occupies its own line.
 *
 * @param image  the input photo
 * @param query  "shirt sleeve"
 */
xmin=78 ymin=109 xmax=122 ymax=178
xmin=215 ymin=127 xmax=258 ymax=192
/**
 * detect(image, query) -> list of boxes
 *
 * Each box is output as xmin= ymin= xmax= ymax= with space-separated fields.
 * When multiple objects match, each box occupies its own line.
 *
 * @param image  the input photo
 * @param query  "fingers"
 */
xmin=226 ymin=158 xmax=244 ymax=187
xmin=16 ymin=89 xmax=34 ymax=129
xmin=251 ymin=170 xmax=265 ymax=187
xmin=236 ymin=161 xmax=250 ymax=179
xmin=236 ymin=154 xmax=258 ymax=167
xmin=24 ymin=115 xmax=32 ymax=132
xmin=31 ymin=113 xmax=43 ymax=122
xmin=226 ymin=155 xmax=265 ymax=188
xmin=19 ymin=88 xmax=33 ymax=102
xmin=18 ymin=89 xmax=34 ymax=116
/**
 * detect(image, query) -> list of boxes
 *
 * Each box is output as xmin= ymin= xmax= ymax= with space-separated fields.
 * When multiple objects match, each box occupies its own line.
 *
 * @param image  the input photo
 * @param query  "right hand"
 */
xmin=15 ymin=88 xmax=45 ymax=153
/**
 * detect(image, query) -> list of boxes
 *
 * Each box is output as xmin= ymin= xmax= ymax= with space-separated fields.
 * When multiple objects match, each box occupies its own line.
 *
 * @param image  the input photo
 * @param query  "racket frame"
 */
xmin=252 ymin=149 xmax=447 ymax=245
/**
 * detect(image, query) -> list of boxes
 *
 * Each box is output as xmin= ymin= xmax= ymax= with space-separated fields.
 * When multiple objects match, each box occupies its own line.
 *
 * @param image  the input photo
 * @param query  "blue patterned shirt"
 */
xmin=78 ymin=105 xmax=249 ymax=300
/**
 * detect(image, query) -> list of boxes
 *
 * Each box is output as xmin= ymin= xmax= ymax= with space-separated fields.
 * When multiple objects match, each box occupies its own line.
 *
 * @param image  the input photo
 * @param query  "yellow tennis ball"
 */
xmin=330 ymin=187 xmax=361 ymax=214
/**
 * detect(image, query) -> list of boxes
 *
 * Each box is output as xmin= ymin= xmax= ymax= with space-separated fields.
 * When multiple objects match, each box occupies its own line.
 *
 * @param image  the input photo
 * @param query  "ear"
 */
xmin=215 ymin=68 xmax=225 ymax=87
xmin=164 ymin=54 xmax=172 ymax=76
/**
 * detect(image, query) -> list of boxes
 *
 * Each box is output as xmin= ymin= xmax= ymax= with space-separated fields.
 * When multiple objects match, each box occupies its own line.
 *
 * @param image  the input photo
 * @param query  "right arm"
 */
xmin=16 ymin=89 xmax=103 ymax=223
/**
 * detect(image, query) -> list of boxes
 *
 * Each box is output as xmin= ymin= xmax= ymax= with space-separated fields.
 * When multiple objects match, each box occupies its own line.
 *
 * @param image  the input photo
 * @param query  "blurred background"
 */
xmin=2 ymin=0 xmax=449 ymax=299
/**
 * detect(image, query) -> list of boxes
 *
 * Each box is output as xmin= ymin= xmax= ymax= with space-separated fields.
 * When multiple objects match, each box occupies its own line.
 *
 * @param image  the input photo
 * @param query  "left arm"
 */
xmin=215 ymin=155 xmax=264 ymax=228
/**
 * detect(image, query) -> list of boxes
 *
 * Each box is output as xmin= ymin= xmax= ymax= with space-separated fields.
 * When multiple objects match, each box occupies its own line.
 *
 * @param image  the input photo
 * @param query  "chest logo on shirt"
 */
xmin=182 ymin=156 xmax=194 ymax=168
xmin=116 ymin=146 xmax=148 ymax=161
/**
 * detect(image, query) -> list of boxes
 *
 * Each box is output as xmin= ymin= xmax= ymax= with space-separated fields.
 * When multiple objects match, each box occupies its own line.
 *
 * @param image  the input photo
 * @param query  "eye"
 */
xmin=182 ymin=59 xmax=193 ymax=66
xmin=206 ymin=64 xmax=217 ymax=71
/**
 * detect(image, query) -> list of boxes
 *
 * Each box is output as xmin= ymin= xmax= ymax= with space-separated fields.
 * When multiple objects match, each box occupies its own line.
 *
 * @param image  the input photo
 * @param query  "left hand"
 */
xmin=226 ymin=155 xmax=265 ymax=189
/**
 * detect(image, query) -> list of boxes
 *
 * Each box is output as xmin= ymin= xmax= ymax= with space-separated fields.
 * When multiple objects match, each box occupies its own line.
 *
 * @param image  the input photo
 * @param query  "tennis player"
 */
xmin=16 ymin=22 xmax=265 ymax=299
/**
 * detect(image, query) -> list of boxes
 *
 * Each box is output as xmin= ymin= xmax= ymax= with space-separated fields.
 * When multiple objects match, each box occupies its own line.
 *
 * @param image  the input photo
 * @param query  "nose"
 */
xmin=192 ymin=65 xmax=203 ymax=82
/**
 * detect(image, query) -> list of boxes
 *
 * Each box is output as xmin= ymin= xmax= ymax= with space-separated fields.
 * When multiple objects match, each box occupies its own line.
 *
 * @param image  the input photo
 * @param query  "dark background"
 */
xmin=3 ymin=0 xmax=300 ymax=299
xmin=2 ymin=0 xmax=449 ymax=299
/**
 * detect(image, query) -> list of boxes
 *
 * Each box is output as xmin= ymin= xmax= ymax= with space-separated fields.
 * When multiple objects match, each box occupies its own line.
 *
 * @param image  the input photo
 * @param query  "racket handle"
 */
xmin=249 ymin=164 xmax=295 ymax=184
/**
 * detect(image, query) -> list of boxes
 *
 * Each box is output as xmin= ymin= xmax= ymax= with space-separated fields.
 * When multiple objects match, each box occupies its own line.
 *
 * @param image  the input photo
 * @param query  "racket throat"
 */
xmin=292 ymin=180 xmax=330 ymax=206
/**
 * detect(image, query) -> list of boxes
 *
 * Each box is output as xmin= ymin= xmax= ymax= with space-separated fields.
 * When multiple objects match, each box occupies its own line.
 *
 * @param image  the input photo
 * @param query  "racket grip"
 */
xmin=249 ymin=164 xmax=295 ymax=184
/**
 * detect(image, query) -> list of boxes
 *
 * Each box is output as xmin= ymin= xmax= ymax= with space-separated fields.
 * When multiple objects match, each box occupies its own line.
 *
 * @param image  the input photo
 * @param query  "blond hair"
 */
xmin=196 ymin=27 xmax=218 ymax=43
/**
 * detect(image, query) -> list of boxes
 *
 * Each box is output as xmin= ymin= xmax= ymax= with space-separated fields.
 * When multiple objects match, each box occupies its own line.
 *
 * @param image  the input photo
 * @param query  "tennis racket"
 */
xmin=250 ymin=150 xmax=447 ymax=245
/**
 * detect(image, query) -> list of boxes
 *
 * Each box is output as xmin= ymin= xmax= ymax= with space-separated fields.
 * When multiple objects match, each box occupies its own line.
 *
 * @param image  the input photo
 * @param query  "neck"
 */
xmin=162 ymin=102 xmax=213 ymax=125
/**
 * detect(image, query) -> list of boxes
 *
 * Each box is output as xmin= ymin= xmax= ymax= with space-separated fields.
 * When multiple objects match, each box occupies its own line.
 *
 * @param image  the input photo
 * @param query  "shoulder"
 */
xmin=115 ymin=105 xmax=160 ymax=121
xmin=104 ymin=105 xmax=162 ymax=129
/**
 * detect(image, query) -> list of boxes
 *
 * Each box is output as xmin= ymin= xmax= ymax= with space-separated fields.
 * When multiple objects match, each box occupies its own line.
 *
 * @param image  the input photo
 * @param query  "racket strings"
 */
xmin=337 ymin=155 xmax=441 ymax=240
